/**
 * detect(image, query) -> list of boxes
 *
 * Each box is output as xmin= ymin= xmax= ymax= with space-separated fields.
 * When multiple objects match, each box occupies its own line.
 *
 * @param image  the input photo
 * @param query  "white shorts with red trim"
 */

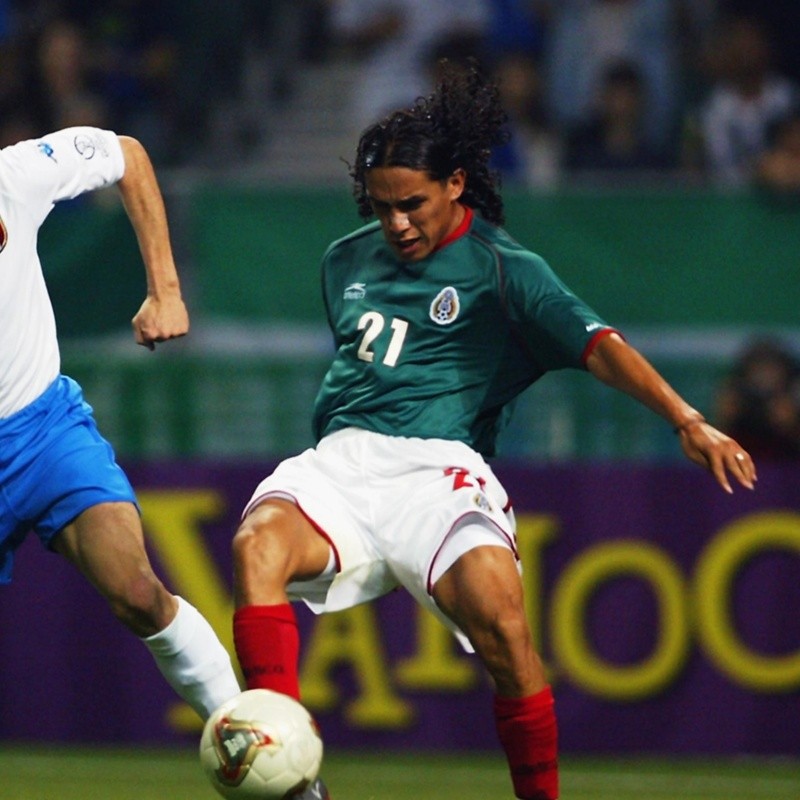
xmin=241 ymin=427 xmax=517 ymax=651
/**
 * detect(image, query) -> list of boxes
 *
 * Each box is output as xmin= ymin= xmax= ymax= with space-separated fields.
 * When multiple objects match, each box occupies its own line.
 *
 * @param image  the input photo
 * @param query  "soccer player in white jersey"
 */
xmin=0 ymin=127 xmax=240 ymax=721
xmin=230 ymin=65 xmax=757 ymax=800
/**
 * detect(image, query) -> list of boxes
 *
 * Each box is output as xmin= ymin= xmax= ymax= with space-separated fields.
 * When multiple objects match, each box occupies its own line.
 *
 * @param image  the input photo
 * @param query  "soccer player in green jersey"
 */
xmin=230 ymin=64 xmax=757 ymax=800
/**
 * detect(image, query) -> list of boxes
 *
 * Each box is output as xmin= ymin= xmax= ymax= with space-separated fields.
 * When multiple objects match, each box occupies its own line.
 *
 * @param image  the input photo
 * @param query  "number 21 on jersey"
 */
xmin=357 ymin=311 xmax=409 ymax=367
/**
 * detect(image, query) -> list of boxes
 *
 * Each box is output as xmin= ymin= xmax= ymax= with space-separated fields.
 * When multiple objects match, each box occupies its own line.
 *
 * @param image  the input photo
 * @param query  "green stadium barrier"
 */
xmin=50 ymin=185 xmax=800 ymax=460
xmin=61 ymin=338 xmax=731 ymax=460
xmin=187 ymin=186 xmax=800 ymax=327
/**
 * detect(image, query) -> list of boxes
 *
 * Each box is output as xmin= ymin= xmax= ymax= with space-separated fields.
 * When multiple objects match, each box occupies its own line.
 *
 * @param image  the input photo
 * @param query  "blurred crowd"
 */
xmin=715 ymin=337 xmax=800 ymax=460
xmin=3 ymin=0 xmax=800 ymax=191
xmin=0 ymin=0 xmax=323 ymax=166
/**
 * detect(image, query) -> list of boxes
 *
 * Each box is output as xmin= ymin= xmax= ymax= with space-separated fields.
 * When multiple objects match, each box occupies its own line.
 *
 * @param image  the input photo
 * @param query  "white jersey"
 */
xmin=0 ymin=127 xmax=125 ymax=418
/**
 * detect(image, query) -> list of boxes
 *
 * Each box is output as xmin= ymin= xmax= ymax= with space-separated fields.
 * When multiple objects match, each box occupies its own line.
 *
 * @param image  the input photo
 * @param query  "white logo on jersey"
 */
xmin=585 ymin=322 xmax=603 ymax=332
xmin=73 ymin=132 xmax=109 ymax=160
xmin=344 ymin=282 xmax=366 ymax=300
xmin=430 ymin=286 xmax=460 ymax=325
xmin=472 ymin=492 xmax=492 ymax=512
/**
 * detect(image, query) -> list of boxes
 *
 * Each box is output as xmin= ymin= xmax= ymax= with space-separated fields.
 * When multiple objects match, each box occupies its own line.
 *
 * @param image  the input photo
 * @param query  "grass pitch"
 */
xmin=1 ymin=745 xmax=798 ymax=799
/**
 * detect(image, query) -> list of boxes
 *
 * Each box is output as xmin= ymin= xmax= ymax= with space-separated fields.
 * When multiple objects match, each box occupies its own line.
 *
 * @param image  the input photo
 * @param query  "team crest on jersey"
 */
xmin=0 ymin=214 xmax=7 ymax=252
xmin=429 ymin=286 xmax=460 ymax=325
xmin=343 ymin=282 xmax=366 ymax=300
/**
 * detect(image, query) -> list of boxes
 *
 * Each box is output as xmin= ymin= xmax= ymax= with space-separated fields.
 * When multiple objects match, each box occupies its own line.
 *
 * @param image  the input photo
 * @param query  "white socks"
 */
xmin=142 ymin=596 xmax=241 ymax=720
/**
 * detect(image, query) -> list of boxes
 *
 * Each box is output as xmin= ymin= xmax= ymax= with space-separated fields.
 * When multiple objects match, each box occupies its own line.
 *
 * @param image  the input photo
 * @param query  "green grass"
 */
xmin=1 ymin=746 xmax=799 ymax=800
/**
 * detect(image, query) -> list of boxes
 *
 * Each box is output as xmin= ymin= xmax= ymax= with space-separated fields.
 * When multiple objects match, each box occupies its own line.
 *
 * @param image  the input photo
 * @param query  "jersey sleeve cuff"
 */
xmin=581 ymin=327 xmax=623 ymax=364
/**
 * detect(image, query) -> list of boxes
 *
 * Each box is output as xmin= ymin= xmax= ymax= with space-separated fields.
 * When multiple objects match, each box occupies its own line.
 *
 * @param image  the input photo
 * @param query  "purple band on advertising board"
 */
xmin=1 ymin=461 xmax=798 ymax=754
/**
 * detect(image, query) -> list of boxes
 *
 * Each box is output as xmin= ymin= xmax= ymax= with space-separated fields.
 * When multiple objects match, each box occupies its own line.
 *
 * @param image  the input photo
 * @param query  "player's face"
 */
xmin=365 ymin=166 xmax=466 ymax=261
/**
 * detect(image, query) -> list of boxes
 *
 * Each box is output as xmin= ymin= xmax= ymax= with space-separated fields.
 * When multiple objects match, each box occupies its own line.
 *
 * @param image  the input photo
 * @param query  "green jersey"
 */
xmin=313 ymin=207 xmax=614 ymax=457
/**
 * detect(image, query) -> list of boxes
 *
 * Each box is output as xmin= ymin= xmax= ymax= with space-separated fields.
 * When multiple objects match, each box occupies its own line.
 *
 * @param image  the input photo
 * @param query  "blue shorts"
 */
xmin=0 ymin=375 xmax=137 ymax=583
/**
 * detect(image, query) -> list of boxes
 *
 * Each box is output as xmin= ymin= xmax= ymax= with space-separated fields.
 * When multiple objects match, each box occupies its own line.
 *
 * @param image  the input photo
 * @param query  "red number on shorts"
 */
xmin=444 ymin=467 xmax=486 ymax=491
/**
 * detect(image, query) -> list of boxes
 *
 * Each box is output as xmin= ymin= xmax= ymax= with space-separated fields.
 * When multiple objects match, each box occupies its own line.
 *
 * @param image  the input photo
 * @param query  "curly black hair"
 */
xmin=350 ymin=60 xmax=509 ymax=225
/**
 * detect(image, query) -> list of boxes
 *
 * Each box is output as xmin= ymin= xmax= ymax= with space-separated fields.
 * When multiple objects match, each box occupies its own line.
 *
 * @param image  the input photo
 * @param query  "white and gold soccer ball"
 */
xmin=200 ymin=689 xmax=323 ymax=799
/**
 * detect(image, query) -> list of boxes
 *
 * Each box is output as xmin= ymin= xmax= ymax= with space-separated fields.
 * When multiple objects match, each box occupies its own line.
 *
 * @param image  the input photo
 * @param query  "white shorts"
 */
xmin=242 ymin=427 xmax=518 ymax=650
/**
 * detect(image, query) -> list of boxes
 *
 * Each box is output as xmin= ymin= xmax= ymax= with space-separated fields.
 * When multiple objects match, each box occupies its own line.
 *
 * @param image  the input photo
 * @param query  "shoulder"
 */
xmin=6 ymin=128 xmax=122 ymax=167
xmin=322 ymin=220 xmax=383 ymax=263
xmin=0 ymin=127 xmax=124 ymax=201
xmin=467 ymin=215 xmax=551 ymax=275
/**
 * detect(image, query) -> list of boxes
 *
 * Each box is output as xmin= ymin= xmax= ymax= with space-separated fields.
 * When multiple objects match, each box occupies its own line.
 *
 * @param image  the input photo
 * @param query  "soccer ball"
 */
xmin=200 ymin=689 xmax=323 ymax=799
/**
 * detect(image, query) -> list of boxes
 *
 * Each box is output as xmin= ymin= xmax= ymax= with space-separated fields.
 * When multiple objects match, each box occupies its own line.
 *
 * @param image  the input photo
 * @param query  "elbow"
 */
xmin=118 ymin=135 xmax=147 ymax=175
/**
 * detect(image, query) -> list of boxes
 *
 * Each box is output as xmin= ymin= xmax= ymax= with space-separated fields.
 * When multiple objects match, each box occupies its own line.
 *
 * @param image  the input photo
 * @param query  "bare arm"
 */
xmin=586 ymin=332 xmax=757 ymax=494
xmin=117 ymin=135 xmax=189 ymax=350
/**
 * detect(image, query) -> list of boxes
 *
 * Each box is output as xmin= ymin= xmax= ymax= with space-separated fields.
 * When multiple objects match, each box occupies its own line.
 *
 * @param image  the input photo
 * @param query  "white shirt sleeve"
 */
xmin=0 ymin=127 xmax=125 ymax=226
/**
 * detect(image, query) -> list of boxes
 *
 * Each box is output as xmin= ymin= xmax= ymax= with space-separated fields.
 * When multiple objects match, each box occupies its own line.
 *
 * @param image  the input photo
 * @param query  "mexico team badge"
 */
xmin=429 ymin=286 xmax=460 ymax=325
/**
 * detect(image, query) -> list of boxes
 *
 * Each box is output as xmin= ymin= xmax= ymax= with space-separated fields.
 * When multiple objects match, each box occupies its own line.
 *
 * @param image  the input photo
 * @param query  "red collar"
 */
xmin=435 ymin=205 xmax=473 ymax=251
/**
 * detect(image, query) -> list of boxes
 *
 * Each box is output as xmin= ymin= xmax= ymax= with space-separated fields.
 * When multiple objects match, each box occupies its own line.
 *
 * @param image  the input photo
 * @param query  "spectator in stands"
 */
xmin=718 ymin=0 xmax=800 ymax=87
xmin=562 ymin=59 xmax=673 ymax=176
xmin=148 ymin=1 xmax=244 ymax=165
xmin=69 ymin=1 xmax=325 ymax=165
xmin=716 ymin=337 xmax=800 ymax=460
xmin=538 ymin=0 xmax=683 ymax=156
xmin=0 ymin=110 xmax=37 ymax=148
xmin=0 ymin=1 xmax=10 ymax=36
xmin=697 ymin=14 xmax=798 ymax=186
xmin=28 ymin=17 xmax=110 ymax=133
xmin=0 ymin=9 xmax=34 ymax=147
xmin=328 ymin=0 xmax=490 ymax=133
xmin=63 ymin=1 xmax=180 ymax=165
xmin=491 ymin=49 xmax=562 ymax=187
xmin=485 ymin=0 xmax=546 ymax=59
xmin=754 ymin=107 xmax=800 ymax=194
xmin=426 ymin=30 xmax=490 ymax=87
xmin=238 ymin=0 xmax=326 ymax=107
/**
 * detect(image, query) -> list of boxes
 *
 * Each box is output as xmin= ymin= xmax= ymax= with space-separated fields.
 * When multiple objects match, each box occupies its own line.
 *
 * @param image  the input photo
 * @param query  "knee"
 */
xmin=107 ymin=570 xmax=173 ymax=636
xmin=231 ymin=520 xmax=260 ymax=571
xmin=462 ymin=602 xmax=532 ymax=662
xmin=231 ymin=506 xmax=293 ymax=585
xmin=469 ymin=608 xmax=543 ymax=694
xmin=483 ymin=608 xmax=533 ymax=651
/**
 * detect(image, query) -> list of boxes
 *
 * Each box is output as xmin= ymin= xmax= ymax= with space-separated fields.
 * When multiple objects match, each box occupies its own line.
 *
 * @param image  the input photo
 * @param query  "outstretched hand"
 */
xmin=676 ymin=420 xmax=757 ymax=494
xmin=131 ymin=294 xmax=189 ymax=350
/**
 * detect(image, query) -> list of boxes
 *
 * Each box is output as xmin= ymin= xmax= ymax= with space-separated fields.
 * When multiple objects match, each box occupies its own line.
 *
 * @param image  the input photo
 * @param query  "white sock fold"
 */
xmin=142 ymin=596 xmax=241 ymax=720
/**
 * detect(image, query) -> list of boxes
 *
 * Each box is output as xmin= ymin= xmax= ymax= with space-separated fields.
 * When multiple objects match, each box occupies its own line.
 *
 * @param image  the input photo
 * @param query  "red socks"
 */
xmin=234 ymin=604 xmax=557 ymax=798
xmin=494 ymin=686 xmax=559 ymax=800
xmin=233 ymin=604 xmax=300 ymax=700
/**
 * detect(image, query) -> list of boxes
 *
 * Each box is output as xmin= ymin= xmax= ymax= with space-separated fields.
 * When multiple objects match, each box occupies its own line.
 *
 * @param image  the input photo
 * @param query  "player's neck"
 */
xmin=436 ymin=205 xmax=472 ymax=252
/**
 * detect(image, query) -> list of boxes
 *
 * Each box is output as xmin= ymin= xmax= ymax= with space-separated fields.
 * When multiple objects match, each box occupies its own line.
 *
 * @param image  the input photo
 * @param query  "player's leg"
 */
xmin=55 ymin=501 xmax=173 ymax=634
xmin=54 ymin=501 xmax=240 ymax=719
xmin=231 ymin=499 xmax=335 ymax=800
xmin=432 ymin=541 xmax=558 ymax=800
xmin=231 ymin=498 xmax=333 ymax=699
